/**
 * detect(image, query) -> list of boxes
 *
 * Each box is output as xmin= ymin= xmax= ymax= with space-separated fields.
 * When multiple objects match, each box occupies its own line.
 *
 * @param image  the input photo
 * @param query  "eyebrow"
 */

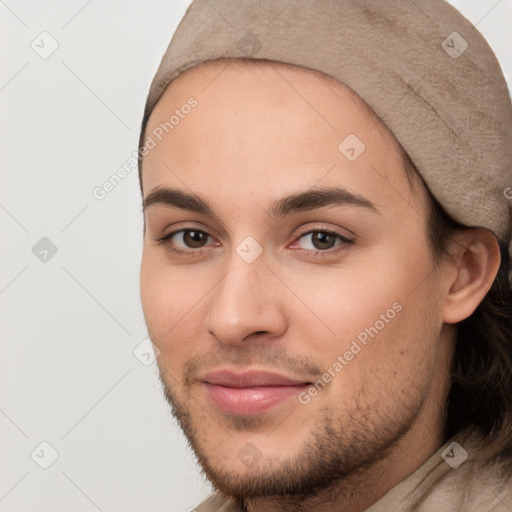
xmin=143 ymin=186 xmax=380 ymax=220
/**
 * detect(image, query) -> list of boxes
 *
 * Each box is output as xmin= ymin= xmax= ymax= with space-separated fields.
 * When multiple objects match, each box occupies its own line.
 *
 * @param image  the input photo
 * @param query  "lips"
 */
xmin=201 ymin=369 xmax=312 ymax=416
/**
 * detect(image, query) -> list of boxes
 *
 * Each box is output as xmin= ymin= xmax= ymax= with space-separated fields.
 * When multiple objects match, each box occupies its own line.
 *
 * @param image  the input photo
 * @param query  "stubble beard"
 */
xmin=156 ymin=363 xmax=424 ymax=508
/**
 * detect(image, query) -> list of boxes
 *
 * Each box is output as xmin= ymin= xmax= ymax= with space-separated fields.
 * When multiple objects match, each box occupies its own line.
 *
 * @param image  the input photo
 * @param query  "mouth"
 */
xmin=201 ymin=368 xmax=312 ymax=416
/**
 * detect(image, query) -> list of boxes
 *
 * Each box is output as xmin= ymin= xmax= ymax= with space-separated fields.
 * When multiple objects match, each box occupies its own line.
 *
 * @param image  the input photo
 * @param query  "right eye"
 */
xmin=155 ymin=228 xmax=218 ymax=255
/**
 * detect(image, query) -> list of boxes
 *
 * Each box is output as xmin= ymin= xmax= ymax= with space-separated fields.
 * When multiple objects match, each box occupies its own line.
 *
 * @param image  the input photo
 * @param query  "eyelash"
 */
xmin=154 ymin=225 xmax=354 ymax=258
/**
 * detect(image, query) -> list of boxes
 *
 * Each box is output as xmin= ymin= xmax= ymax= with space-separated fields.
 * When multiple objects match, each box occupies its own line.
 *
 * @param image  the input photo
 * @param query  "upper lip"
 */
xmin=202 ymin=368 xmax=311 ymax=388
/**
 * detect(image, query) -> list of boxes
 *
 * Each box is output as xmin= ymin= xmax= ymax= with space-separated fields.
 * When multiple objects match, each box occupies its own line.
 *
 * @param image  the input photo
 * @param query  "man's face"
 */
xmin=140 ymin=60 xmax=453 ymax=501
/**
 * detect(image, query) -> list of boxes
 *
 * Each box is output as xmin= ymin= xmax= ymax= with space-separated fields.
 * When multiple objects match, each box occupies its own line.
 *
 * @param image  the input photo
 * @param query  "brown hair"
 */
xmin=402 ymin=151 xmax=512 ymax=474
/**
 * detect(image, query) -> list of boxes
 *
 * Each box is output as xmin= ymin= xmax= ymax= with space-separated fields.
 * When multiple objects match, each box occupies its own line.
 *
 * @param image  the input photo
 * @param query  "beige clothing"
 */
xmin=194 ymin=427 xmax=512 ymax=511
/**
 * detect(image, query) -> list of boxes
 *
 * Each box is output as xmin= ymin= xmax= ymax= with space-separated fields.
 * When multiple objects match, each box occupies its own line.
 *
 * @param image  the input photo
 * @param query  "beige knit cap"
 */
xmin=140 ymin=0 xmax=512 ymax=287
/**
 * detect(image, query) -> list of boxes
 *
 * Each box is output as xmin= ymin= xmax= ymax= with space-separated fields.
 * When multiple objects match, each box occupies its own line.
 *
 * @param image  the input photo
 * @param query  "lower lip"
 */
xmin=203 ymin=382 xmax=309 ymax=416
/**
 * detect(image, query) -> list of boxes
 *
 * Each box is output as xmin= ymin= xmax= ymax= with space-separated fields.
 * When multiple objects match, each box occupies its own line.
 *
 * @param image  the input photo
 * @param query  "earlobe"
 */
xmin=442 ymin=230 xmax=501 ymax=324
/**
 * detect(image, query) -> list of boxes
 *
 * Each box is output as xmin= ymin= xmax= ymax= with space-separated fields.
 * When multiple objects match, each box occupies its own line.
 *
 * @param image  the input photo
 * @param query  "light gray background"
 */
xmin=1 ymin=1 xmax=511 ymax=511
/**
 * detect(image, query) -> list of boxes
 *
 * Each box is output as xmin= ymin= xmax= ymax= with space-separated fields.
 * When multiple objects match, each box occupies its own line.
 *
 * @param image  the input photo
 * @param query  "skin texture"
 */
xmin=139 ymin=59 xmax=500 ymax=512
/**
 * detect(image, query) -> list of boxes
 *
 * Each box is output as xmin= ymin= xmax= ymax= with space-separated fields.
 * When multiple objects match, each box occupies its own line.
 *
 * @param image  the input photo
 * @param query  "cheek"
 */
xmin=282 ymin=246 xmax=435 ymax=377
xmin=302 ymin=301 xmax=435 ymax=410
xmin=140 ymin=250 xmax=210 ymax=365
xmin=278 ymin=261 xmax=402 ymax=343
xmin=140 ymin=251 xmax=168 ymax=330
xmin=140 ymin=252 xmax=188 ymax=343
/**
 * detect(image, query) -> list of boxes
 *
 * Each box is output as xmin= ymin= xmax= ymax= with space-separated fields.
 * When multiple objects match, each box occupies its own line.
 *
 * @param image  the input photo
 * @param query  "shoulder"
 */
xmin=412 ymin=428 xmax=512 ymax=512
xmin=429 ymin=454 xmax=512 ymax=511
xmin=366 ymin=426 xmax=512 ymax=512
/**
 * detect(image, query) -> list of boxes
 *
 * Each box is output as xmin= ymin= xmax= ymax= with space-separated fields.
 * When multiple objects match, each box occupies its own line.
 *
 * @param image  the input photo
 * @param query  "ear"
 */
xmin=442 ymin=228 xmax=501 ymax=324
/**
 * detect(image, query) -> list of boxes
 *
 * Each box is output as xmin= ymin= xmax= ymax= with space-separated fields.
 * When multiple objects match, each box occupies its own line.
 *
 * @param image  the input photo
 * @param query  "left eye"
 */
xmin=292 ymin=229 xmax=353 ymax=252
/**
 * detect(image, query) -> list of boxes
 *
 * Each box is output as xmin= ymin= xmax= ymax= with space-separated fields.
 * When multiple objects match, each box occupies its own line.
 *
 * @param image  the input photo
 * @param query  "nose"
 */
xmin=204 ymin=251 xmax=287 ymax=346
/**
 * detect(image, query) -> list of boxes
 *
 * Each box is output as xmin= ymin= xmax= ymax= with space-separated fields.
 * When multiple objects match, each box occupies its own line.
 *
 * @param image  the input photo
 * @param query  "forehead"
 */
xmin=142 ymin=59 xmax=424 ymax=219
